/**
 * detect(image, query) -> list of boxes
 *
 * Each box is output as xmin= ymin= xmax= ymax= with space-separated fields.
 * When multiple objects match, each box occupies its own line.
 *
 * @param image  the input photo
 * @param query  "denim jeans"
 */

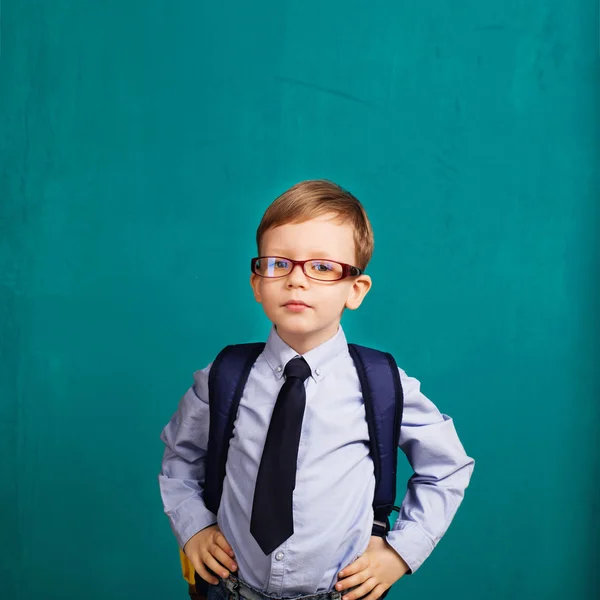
xmin=207 ymin=574 xmax=347 ymax=600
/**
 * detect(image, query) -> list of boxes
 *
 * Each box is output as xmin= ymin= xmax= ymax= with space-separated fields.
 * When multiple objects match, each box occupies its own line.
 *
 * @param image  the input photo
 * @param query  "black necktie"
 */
xmin=250 ymin=356 xmax=312 ymax=555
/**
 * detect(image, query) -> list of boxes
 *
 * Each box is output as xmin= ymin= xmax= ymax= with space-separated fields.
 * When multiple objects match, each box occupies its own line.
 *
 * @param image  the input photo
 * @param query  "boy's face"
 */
xmin=250 ymin=213 xmax=372 ymax=353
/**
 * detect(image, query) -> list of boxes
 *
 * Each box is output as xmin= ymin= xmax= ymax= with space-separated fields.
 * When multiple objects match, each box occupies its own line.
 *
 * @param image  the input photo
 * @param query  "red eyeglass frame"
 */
xmin=250 ymin=256 xmax=364 ymax=281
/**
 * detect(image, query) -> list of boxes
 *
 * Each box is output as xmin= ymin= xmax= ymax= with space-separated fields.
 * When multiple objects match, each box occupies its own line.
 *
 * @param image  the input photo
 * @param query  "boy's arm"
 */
xmin=386 ymin=368 xmax=475 ymax=574
xmin=158 ymin=364 xmax=217 ymax=549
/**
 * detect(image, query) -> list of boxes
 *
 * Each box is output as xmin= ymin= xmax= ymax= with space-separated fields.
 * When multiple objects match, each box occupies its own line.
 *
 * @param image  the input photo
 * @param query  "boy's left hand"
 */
xmin=336 ymin=536 xmax=410 ymax=600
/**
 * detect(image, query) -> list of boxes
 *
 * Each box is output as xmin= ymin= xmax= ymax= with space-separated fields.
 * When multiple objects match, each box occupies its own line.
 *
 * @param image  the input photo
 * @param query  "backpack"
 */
xmin=191 ymin=342 xmax=404 ymax=599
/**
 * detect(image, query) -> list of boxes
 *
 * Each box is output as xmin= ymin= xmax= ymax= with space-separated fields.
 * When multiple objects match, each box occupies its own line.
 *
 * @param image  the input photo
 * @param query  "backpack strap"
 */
xmin=203 ymin=342 xmax=266 ymax=515
xmin=348 ymin=344 xmax=404 ymax=537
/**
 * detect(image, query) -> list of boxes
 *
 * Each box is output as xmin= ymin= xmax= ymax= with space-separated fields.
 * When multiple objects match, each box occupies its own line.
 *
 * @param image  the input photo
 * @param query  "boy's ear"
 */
xmin=250 ymin=274 xmax=262 ymax=303
xmin=345 ymin=274 xmax=372 ymax=310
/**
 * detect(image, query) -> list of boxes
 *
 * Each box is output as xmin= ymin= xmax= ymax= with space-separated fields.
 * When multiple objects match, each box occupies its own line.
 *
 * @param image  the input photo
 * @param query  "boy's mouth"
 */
xmin=283 ymin=300 xmax=311 ymax=312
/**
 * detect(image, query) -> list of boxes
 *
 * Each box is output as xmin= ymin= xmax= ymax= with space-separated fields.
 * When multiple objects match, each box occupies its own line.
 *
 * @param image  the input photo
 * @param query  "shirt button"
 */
xmin=276 ymin=366 xmax=282 ymax=373
xmin=315 ymin=368 xmax=322 ymax=376
xmin=275 ymin=551 xmax=285 ymax=561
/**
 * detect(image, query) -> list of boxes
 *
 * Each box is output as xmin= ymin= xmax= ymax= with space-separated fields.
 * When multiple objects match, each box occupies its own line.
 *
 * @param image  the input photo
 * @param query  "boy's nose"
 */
xmin=286 ymin=264 xmax=308 ymax=286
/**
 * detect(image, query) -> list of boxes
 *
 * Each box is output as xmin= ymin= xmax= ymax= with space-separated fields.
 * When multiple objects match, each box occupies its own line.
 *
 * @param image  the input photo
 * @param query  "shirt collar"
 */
xmin=263 ymin=325 xmax=348 ymax=382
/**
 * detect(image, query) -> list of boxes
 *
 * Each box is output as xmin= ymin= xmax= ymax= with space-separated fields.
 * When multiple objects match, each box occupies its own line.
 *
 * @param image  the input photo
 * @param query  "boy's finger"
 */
xmin=335 ymin=570 xmax=369 ymax=592
xmin=195 ymin=561 xmax=219 ymax=586
xmin=364 ymin=584 xmax=386 ymax=600
xmin=338 ymin=556 xmax=369 ymax=579
xmin=216 ymin=533 xmax=236 ymax=557
xmin=204 ymin=553 xmax=231 ymax=580
xmin=211 ymin=545 xmax=238 ymax=573
xmin=341 ymin=577 xmax=377 ymax=600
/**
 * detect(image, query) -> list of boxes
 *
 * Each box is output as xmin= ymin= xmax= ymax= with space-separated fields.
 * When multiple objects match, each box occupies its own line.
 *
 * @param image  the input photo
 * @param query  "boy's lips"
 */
xmin=283 ymin=300 xmax=312 ymax=312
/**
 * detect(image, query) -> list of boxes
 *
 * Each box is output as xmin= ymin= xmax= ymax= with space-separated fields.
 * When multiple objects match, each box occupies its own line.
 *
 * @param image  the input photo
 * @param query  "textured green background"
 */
xmin=1 ymin=1 xmax=599 ymax=599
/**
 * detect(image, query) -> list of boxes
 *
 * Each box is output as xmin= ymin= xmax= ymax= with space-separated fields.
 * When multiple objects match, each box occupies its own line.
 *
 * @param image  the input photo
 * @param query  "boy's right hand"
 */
xmin=183 ymin=524 xmax=238 ymax=585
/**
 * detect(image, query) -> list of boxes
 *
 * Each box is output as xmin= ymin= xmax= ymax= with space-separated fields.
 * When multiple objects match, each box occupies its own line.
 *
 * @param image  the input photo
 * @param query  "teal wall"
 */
xmin=1 ymin=1 xmax=599 ymax=599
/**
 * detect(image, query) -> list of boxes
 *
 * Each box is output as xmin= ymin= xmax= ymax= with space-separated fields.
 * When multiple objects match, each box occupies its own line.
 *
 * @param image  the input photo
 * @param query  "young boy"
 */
xmin=159 ymin=180 xmax=475 ymax=600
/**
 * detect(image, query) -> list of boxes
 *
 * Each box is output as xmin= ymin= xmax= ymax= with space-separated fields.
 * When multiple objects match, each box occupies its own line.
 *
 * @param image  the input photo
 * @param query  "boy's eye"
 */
xmin=271 ymin=259 xmax=290 ymax=269
xmin=310 ymin=261 xmax=334 ymax=272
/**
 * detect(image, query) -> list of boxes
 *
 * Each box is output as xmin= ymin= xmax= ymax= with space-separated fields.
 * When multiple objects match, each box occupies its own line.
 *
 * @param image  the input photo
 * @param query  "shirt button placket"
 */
xmin=268 ymin=547 xmax=286 ymax=594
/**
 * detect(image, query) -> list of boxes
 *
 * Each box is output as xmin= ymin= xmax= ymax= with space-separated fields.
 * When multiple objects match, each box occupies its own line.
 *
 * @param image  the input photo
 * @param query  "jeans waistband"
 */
xmin=219 ymin=574 xmax=344 ymax=600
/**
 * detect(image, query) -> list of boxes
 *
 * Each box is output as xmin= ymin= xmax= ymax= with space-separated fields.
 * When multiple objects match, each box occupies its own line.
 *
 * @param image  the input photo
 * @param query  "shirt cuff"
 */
xmin=386 ymin=520 xmax=435 ymax=574
xmin=167 ymin=496 xmax=218 ymax=549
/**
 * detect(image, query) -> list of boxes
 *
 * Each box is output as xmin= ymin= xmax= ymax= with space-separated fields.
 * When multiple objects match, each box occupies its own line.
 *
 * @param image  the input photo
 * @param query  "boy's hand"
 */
xmin=336 ymin=536 xmax=409 ymax=600
xmin=183 ymin=524 xmax=238 ymax=585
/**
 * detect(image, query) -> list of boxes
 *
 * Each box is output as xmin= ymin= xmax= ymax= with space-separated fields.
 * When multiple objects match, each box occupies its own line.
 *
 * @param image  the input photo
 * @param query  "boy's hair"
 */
xmin=256 ymin=179 xmax=374 ymax=271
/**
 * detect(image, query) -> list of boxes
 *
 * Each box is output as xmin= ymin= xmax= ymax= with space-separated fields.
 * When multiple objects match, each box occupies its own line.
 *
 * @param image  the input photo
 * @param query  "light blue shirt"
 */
xmin=159 ymin=325 xmax=474 ymax=596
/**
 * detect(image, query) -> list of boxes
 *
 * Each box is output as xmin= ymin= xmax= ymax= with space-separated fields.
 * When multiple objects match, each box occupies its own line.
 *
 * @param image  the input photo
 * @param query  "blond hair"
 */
xmin=256 ymin=180 xmax=374 ymax=270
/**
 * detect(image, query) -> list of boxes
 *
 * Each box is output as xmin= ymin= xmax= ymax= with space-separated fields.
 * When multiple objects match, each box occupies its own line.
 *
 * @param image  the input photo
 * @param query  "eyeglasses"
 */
xmin=251 ymin=256 xmax=364 ymax=282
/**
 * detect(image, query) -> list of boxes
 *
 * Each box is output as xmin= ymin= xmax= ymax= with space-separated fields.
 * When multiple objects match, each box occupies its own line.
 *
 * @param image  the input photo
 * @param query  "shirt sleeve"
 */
xmin=158 ymin=363 xmax=217 ymax=549
xmin=386 ymin=367 xmax=475 ymax=574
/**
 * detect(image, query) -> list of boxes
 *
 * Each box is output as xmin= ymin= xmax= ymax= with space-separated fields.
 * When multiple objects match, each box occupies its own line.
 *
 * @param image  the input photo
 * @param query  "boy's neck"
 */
xmin=274 ymin=322 xmax=341 ymax=355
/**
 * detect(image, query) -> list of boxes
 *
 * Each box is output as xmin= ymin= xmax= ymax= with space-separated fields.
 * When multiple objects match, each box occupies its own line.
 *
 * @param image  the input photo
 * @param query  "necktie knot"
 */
xmin=284 ymin=356 xmax=311 ymax=382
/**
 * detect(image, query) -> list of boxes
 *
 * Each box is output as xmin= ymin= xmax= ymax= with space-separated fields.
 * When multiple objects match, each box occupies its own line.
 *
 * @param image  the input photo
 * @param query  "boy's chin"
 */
xmin=273 ymin=315 xmax=315 ymax=332
xmin=274 ymin=317 xmax=335 ymax=338
xmin=274 ymin=319 xmax=313 ymax=335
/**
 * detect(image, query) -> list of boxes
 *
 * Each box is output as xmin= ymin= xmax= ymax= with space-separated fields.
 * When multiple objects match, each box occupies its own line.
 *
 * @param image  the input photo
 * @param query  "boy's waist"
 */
xmin=218 ymin=574 xmax=350 ymax=600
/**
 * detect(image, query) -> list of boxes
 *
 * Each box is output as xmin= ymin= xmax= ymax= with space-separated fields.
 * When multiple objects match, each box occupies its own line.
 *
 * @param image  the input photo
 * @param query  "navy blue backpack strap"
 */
xmin=348 ymin=344 xmax=404 ymax=537
xmin=203 ymin=342 xmax=265 ymax=516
